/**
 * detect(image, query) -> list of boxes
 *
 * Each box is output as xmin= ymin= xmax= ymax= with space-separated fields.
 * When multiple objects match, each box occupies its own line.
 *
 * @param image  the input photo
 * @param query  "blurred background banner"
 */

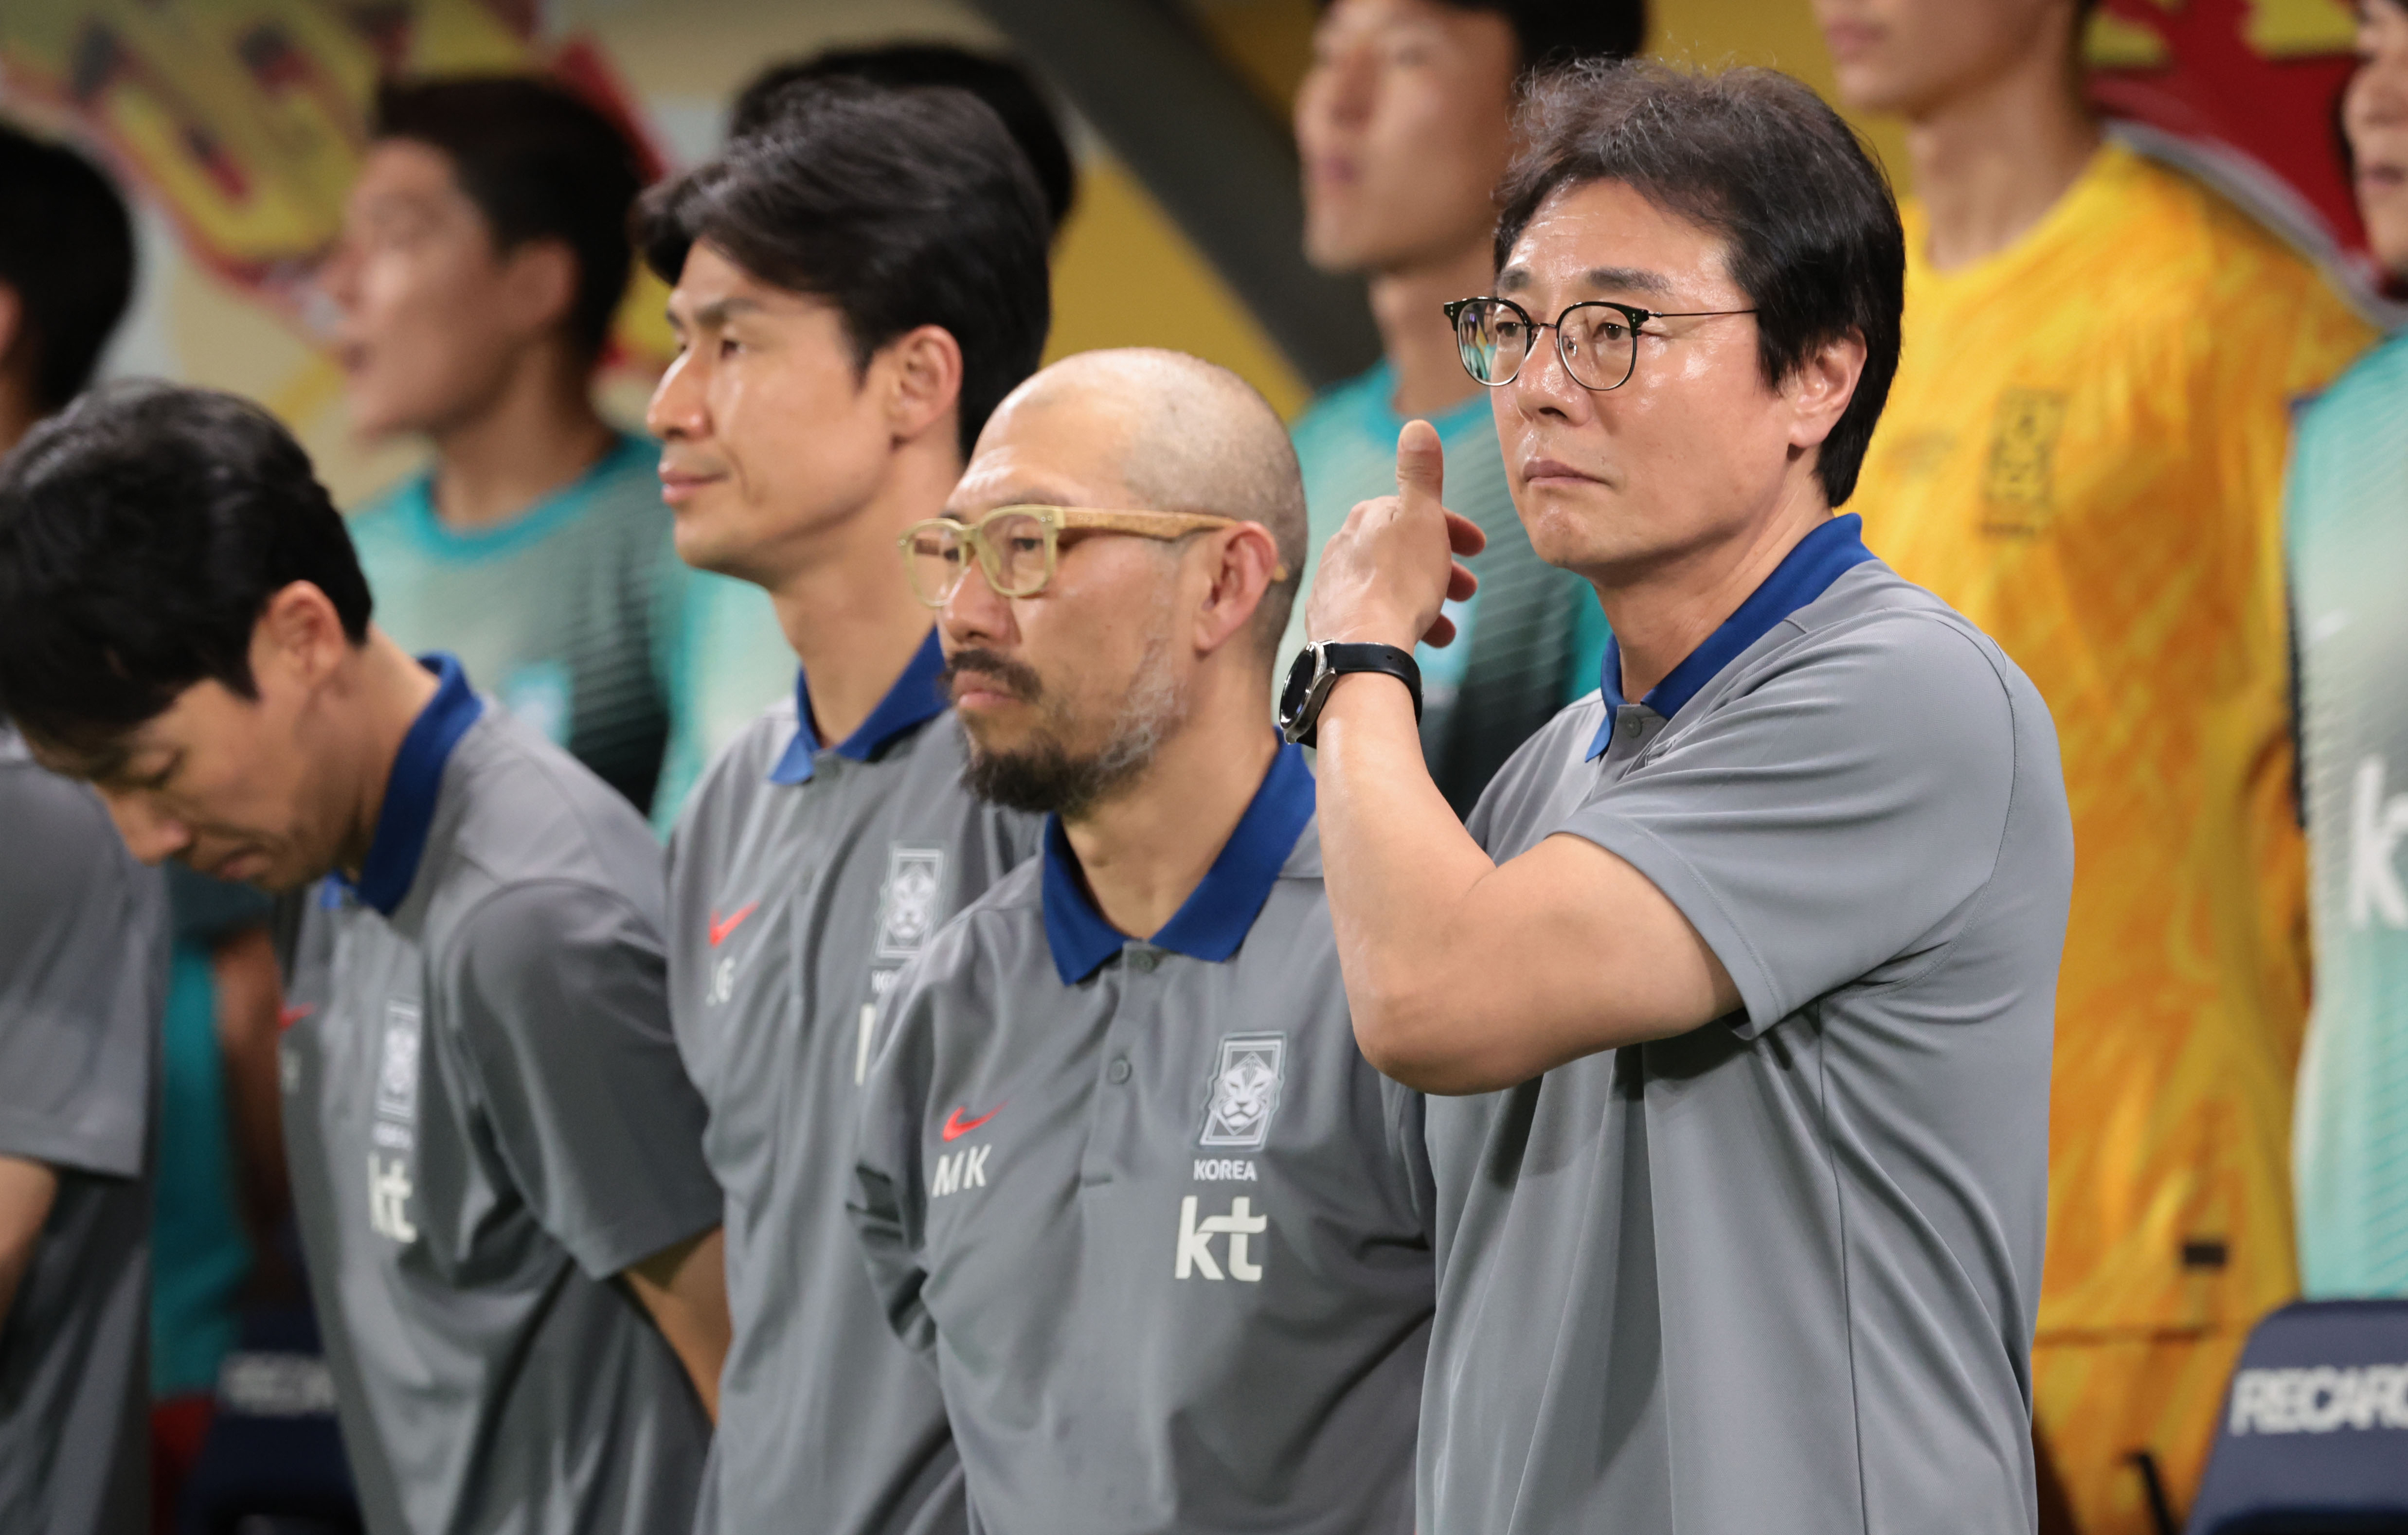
xmin=0 ymin=0 xmax=2377 ymax=505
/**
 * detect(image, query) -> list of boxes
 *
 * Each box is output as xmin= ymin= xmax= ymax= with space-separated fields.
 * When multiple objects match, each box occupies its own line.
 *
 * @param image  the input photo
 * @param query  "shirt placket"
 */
xmin=1077 ymin=942 xmax=1163 ymax=1189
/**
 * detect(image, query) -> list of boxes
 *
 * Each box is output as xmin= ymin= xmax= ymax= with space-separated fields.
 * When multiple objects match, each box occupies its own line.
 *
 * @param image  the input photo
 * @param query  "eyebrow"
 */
xmin=671 ymin=295 xmax=766 ymax=330
xmin=945 ymin=490 xmax=1078 ymax=518
xmin=1495 ymin=264 xmax=1678 ymax=300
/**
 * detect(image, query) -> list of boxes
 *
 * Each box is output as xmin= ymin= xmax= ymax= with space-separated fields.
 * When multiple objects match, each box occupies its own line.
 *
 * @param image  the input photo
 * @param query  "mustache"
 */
xmin=941 ymin=649 xmax=1044 ymax=703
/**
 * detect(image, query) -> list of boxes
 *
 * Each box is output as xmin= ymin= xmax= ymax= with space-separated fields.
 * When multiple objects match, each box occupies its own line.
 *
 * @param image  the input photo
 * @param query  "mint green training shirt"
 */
xmin=349 ymin=434 xmax=687 ymax=816
xmin=2290 ymin=327 xmax=2408 ymax=1298
xmin=1276 ymin=361 xmax=1607 ymax=814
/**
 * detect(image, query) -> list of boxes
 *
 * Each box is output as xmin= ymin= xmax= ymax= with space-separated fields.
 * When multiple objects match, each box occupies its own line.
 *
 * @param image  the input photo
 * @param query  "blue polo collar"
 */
xmin=1041 ymin=741 xmax=1316 ymax=985
xmin=1587 ymin=513 xmax=1875 ymax=760
xmin=349 ymin=653 xmax=485 ymax=916
xmin=770 ymin=628 xmax=948 ymax=785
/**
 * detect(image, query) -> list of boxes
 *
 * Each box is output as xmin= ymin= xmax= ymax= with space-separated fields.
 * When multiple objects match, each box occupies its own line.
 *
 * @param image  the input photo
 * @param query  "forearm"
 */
xmin=1313 ymin=672 xmax=1507 ymax=1087
xmin=1317 ymin=677 xmax=1739 ymax=1094
xmin=624 ymin=1226 xmax=732 ymax=1421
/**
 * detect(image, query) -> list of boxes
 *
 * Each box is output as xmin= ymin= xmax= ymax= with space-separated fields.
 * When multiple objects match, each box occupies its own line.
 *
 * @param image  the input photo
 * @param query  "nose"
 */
xmin=939 ymin=554 xmax=1017 ymax=653
xmin=647 ymin=347 xmax=706 ymax=443
xmin=99 ymin=789 xmax=194 ymax=866
xmin=1506 ymin=322 xmax=1594 ymax=424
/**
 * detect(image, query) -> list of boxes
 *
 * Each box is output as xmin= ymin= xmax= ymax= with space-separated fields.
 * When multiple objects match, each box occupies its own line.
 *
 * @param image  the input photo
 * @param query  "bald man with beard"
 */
xmin=851 ymin=349 xmax=1438 ymax=1535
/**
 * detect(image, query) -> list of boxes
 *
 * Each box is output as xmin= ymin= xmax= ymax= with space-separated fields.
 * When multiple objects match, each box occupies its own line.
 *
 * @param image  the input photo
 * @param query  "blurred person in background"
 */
xmin=0 ymin=120 xmax=287 ymax=1529
xmin=0 ymin=382 xmax=731 ymax=1535
xmin=1286 ymin=0 xmax=1642 ymax=813
xmin=326 ymin=76 xmax=683 ymax=815
xmin=639 ymin=81 xmax=1051 ymax=1535
xmin=2290 ymin=0 xmax=2408 ymax=1301
xmin=1816 ymin=0 xmax=2378 ymax=1527
xmin=649 ymin=42 xmax=1077 ymax=833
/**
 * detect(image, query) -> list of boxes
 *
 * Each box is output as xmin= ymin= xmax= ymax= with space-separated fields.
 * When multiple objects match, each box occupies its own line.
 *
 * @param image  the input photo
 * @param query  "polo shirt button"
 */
xmin=1108 ymin=1058 xmax=1133 ymax=1084
xmin=1128 ymin=949 xmax=1158 ymax=973
xmin=1621 ymin=715 xmax=1642 ymax=736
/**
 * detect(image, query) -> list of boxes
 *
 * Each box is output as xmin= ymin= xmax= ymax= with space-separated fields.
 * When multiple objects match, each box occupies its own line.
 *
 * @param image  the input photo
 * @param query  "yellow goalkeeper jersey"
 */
xmin=1852 ymin=140 xmax=2375 ymax=1337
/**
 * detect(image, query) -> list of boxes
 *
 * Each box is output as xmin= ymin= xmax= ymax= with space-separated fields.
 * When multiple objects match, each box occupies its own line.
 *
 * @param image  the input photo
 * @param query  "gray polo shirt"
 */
xmin=277 ymin=656 xmax=721 ymax=1535
xmin=0 ymin=727 xmax=162 ymax=1535
xmin=666 ymin=632 xmax=1041 ymax=1535
xmin=1419 ymin=516 xmax=2071 ymax=1535
xmin=853 ymin=743 xmax=1436 ymax=1535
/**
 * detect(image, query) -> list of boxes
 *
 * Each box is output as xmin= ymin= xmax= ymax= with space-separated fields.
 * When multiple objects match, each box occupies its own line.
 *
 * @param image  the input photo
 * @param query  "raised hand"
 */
xmin=1304 ymin=420 xmax=1486 ymax=652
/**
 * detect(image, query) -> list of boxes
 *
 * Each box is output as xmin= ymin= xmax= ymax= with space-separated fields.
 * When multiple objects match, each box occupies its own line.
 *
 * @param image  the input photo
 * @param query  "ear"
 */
xmin=252 ymin=581 xmax=359 ymax=697
xmin=1784 ymin=327 xmax=1867 ymax=460
xmin=499 ymin=238 xmax=583 ymax=347
xmin=1189 ymin=522 xmax=1285 ymax=659
xmin=876 ymin=324 xmax=966 ymax=452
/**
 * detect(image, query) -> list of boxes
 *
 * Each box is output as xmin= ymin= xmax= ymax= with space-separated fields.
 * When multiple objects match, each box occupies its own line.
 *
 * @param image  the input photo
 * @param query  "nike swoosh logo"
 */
xmin=941 ymin=1105 xmax=999 ymax=1142
xmin=278 ymin=1003 xmax=315 ymax=1030
xmin=708 ymin=903 xmax=759 ymax=947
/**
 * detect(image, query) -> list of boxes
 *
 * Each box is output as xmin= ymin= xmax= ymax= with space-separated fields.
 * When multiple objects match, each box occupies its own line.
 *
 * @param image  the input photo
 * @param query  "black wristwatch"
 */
xmin=1278 ymin=641 xmax=1422 ymax=748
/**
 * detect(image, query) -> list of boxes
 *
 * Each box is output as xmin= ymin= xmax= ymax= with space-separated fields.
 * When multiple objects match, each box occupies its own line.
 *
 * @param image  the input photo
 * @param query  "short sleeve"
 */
xmin=1559 ymin=615 xmax=2022 ymax=1038
xmin=850 ymin=944 xmax=946 ymax=1363
xmin=441 ymin=880 xmax=722 ymax=1278
xmin=0 ymin=765 xmax=163 ymax=1177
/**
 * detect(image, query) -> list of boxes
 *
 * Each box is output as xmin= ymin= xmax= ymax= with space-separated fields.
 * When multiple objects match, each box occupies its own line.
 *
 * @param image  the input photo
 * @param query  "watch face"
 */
xmin=1277 ymin=646 xmax=1320 ymax=732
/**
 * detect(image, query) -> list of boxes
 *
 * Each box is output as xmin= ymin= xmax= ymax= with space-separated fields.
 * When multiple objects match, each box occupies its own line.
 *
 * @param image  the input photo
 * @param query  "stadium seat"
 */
xmin=2185 ymin=1299 xmax=2408 ymax=1534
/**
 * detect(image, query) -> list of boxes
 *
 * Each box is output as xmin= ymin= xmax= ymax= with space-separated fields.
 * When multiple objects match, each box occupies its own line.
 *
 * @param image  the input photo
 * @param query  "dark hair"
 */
xmin=1318 ymin=0 xmax=1646 ymax=70
xmin=1494 ymin=60 xmax=1903 ymax=506
xmin=373 ymin=76 xmax=644 ymax=362
xmin=0 ymin=124 xmax=136 ymax=414
xmin=728 ymin=44 xmax=1076 ymax=235
xmin=640 ymin=81 xmax=1052 ymax=459
xmin=0 ymin=382 xmax=372 ymax=759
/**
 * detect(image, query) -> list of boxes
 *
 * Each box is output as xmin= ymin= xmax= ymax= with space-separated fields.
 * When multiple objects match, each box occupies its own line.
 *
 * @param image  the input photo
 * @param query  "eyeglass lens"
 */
xmin=904 ymin=512 xmax=1055 ymax=604
xmin=1454 ymin=300 xmax=1638 ymax=391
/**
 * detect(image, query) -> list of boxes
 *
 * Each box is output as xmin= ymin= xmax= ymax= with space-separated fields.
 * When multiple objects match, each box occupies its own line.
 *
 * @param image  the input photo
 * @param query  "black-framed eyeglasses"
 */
xmin=1444 ymin=296 xmax=1758 ymax=392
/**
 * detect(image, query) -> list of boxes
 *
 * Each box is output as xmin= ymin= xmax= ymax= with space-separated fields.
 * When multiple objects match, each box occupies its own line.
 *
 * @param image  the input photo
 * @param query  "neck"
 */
xmin=426 ymin=345 xmax=615 ymax=530
xmin=1369 ymin=238 xmax=1495 ymax=418
xmin=1596 ymin=480 xmax=1831 ymax=702
xmin=1061 ymin=675 xmax=1279 ymax=941
xmin=767 ymin=440 xmax=963 ymax=745
xmin=1905 ymin=43 xmax=2100 ymax=274
xmin=335 ymin=628 xmax=444 ymax=879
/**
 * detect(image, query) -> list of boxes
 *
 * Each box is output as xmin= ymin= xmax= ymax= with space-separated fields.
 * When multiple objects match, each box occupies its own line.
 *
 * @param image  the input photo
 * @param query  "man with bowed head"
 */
xmin=1294 ymin=60 xmax=2073 ymax=1533
xmin=853 ymin=349 xmax=1436 ymax=1533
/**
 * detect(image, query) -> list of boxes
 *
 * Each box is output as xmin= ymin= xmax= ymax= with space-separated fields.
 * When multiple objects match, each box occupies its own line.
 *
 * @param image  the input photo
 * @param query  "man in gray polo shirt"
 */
xmin=0 ymin=383 xmax=731 ymax=1535
xmin=0 ymin=725 xmax=163 ymax=1535
xmin=1293 ymin=63 xmax=2073 ymax=1534
xmin=852 ymin=348 xmax=1435 ymax=1534
xmin=637 ymin=82 xmax=1052 ymax=1535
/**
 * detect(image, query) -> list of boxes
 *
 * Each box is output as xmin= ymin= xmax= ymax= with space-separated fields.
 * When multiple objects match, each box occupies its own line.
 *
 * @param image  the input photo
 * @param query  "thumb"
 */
xmin=1395 ymin=419 xmax=1445 ymax=513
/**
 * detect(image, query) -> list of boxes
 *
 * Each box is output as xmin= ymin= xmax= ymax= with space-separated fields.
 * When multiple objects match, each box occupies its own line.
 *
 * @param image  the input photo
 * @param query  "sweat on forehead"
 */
xmin=979 ymin=349 xmax=1308 ymax=577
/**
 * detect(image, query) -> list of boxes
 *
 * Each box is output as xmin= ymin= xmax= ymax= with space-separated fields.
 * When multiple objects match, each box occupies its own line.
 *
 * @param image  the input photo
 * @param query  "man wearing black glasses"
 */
xmin=1300 ymin=60 xmax=2073 ymax=1534
xmin=853 ymin=348 xmax=1436 ymax=1534
xmin=640 ymin=82 xmax=1050 ymax=1535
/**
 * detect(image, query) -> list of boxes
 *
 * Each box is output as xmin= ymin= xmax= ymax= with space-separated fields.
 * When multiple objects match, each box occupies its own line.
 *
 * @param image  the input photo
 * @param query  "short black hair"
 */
xmin=1318 ymin=0 xmax=1647 ymax=70
xmin=0 ymin=382 xmax=372 ymax=760
xmin=373 ymin=76 xmax=644 ymax=362
xmin=1494 ymin=60 xmax=1903 ymax=506
xmin=0 ymin=123 xmax=136 ymax=414
xmin=640 ymin=81 xmax=1052 ymax=460
xmin=728 ymin=43 xmax=1076 ymax=236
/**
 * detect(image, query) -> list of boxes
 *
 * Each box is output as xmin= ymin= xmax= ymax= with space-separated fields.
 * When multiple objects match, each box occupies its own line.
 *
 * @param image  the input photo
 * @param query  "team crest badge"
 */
xmin=374 ymin=1001 xmax=423 ymax=1123
xmin=875 ymin=845 xmax=948 ymax=960
xmin=1200 ymin=1034 xmax=1286 ymax=1150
